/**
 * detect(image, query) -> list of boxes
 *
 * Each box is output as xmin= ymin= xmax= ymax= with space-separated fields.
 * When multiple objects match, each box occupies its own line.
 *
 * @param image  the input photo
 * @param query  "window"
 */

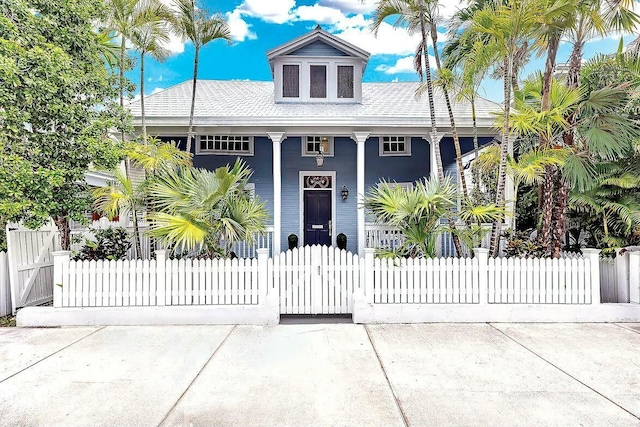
xmin=198 ymin=135 xmax=254 ymax=155
xmin=379 ymin=136 xmax=411 ymax=156
xmin=388 ymin=182 xmax=414 ymax=190
xmin=337 ymin=65 xmax=354 ymax=98
xmin=303 ymin=136 xmax=333 ymax=156
xmin=310 ymin=65 xmax=327 ymax=98
xmin=282 ymin=64 xmax=299 ymax=98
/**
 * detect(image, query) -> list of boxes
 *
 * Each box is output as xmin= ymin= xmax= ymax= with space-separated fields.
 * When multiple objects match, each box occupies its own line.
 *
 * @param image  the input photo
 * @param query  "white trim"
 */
xmin=298 ymin=171 xmax=337 ymax=247
xmin=301 ymin=136 xmax=335 ymax=157
xmin=196 ymin=134 xmax=255 ymax=156
xmin=378 ymin=135 xmax=411 ymax=157
xmin=266 ymin=27 xmax=370 ymax=62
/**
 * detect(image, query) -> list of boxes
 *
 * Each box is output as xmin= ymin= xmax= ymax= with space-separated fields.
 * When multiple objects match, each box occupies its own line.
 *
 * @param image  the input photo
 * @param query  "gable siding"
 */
xmin=287 ymin=40 xmax=349 ymax=57
xmin=281 ymin=136 xmax=357 ymax=253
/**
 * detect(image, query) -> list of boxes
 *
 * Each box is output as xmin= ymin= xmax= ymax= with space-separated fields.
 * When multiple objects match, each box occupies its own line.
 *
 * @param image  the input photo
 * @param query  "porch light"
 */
xmin=315 ymin=150 xmax=325 ymax=167
xmin=341 ymin=185 xmax=349 ymax=200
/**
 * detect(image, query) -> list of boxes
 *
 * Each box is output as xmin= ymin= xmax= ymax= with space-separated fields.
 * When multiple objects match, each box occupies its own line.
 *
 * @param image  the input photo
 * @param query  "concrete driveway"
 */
xmin=0 ymin=322 xmax=639 ymax=427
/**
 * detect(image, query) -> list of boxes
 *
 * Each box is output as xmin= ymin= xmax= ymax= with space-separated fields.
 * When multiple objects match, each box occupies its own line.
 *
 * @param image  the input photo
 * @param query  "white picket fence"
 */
xmin=54 ymin=250 xmax=266 ymax=308
xmin=371 ymin=257 xmax=480 ymax=304
xmin=0 ymin=252 xmax=11 ymax=317
xmin=367 ymin=250 xmax=598 ymax=306
xmin=488 ymin=255 xmax=593 ymax=304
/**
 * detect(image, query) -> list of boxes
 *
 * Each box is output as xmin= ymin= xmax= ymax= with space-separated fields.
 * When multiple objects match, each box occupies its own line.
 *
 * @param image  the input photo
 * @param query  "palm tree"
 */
xmin=462 ymin=0 xmax=538 ymax=256
xmin=549 ymin=0 xmax=639 ymax=255
xmin=371 ymin=0 xmax=464 ymax=256
xmin=147 ymin=160 xmax=268 ymax=257
xmin=170 ymin=0 xmax=231 ymax=154
xmin=93 ymin=138 xmax=193 ymax=257
xmin=93 ymin=170 xmax=146 ymax=258
xmin=129 ymin=0 xmax=173 ymax=143
xmin=364 ymin=178 xmax=503 ymax=258
xmin=103 ymin=0 xmax=153 ymax=140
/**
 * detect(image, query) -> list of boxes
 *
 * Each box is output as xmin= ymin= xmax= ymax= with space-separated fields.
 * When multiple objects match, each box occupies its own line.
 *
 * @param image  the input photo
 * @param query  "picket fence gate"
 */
xmin=6 ymin=224 xmax=58 ymax=310
xmin=271 ymin=245 xmax=360 ymax=315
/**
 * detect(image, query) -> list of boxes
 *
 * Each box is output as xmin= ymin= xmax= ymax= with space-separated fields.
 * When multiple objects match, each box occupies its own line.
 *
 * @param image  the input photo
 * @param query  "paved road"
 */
xmin=0 ymin=323 xmax=639 ymax=427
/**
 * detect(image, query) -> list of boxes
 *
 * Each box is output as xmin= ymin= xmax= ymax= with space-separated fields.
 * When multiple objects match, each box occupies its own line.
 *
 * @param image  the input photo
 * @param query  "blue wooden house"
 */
xmin=127 ymin=27 xmax=499 ymax=256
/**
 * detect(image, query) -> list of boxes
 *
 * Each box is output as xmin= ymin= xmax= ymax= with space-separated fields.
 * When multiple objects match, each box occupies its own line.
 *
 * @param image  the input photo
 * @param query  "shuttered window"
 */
xmin=310 ymin=65 xmax=327 ymax=98
xmin=282 ymin=64 xmax=299 ymax=98
xmin=337 ymin=65 xmax=354 ymax=98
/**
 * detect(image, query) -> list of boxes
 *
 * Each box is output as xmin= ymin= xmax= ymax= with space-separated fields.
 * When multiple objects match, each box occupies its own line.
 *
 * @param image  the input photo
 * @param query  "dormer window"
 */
xmin=268 ymin=27 xmax=369 ymax=103
xmin=310 ymin=65 xmax=327 ymax=98
xmin=282 ymin=64 xmax=299 ymax=98
xmin=337 ymin=66 xmax=354 ymax=98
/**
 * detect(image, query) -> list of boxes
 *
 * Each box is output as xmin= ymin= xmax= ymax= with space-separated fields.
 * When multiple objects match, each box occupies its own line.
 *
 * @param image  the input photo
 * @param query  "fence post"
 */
xmin=629 ymin=252 xmax=640 ymax=304
xmin=364 ymin=248 xmax=375 ymax=303
xmin=257 ymin=248 xmax=269 ymax=302
xmin=473 ymin=248 xmax=489 ymax=305
xmin=52 ymin=251 xmax=71 ymax=308
xmin=583 ymin=248 xmax=601 ymax=304
xmin=155 ymin=250 xmax=167 ymax=306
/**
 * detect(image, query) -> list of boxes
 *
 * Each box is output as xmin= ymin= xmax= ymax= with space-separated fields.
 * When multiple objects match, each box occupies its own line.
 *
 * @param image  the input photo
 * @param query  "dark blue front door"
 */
xmin=304 ymin=190 xmax=331 ymax=246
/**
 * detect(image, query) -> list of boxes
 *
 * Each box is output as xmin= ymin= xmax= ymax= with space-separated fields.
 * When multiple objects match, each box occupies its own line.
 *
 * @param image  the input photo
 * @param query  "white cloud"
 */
xmin=295 ymin=4 xmax=346 ymax=24
xmin=335 ymin=21 xmax=432 ymax=56
xmin=436 ymin=0 xmax=467 ymax=21
xmin=227 ymin=9 xmax=257 ymax=41
xmin=375 ymin=54 xmax=437 ymax=74
xmin=319 ymin=0 xmax=377 ymax=14
xmin=159 ymin=33 xmax=186 ymax=54
xmin=237 ymin=0 xmax=295 ymax=24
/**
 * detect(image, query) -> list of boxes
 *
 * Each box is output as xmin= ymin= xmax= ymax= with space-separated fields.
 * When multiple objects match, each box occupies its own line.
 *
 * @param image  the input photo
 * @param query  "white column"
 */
xmin=352 ymin=131 xmax=370 ymax=256
xmin=628 ymin=252 xmax=640 ymax=304
xmin=425 ymin=132 xmax=446 ymax=181
xmin=267 ymin=132 xmax=286 ymax=255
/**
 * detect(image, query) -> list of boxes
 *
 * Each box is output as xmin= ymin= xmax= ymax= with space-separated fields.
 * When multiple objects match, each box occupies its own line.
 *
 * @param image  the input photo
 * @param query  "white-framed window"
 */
xmin=276 ymin=59 xmax=361 ymax=103
xmin=309 ymin=64 xmax=327 ymax=99
xmin=379 ymin=136 xmax=411 ymax=156
xmin=302 ymin=136 xmax=334 ymax=157
xmin=198 ymin=135 xmax=254 ymax=155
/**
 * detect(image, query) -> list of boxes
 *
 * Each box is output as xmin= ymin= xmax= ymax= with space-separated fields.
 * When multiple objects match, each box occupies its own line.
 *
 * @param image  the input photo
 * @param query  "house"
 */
xmin=126 ymin=26 xmax=500 ymax=256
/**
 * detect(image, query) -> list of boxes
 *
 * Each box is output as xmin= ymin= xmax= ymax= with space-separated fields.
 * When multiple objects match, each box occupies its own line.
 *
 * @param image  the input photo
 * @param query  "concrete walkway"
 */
xmin=0 ymin=323 xmax=638 ymax=427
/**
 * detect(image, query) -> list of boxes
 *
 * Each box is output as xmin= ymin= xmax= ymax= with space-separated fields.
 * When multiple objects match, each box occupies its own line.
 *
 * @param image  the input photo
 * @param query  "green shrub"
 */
xmin=73 ymin=227 xmax=132 ymax=261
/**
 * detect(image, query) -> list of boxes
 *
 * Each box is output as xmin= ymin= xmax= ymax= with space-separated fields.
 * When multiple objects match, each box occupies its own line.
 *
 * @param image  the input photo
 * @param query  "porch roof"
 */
xmin=127 ymin=80 xmax=500 ymax=129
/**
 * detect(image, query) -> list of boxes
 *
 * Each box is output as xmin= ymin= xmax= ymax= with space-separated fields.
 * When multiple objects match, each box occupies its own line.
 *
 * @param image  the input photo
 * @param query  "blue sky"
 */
xmin=129 ymin=0 xmax=635 ymax=103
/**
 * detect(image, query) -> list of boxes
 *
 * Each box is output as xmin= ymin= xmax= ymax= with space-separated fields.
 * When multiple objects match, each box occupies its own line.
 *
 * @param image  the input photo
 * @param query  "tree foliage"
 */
xmin=0 ymin=0 xmax=127 ymax=249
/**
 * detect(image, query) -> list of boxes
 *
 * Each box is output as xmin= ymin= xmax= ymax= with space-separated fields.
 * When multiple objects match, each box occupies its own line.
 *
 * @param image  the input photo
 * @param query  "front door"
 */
xmin=304 ymin=190 xmax=331 ymax=246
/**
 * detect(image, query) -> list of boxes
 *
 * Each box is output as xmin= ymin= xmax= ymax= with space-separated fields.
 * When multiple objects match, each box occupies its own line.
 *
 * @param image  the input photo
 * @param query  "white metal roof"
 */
xmin=127 ymin=80 xmax=500 ymax=129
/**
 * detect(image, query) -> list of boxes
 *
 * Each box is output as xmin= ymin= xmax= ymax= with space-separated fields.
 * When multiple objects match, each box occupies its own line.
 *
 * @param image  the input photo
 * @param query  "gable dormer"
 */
xmin=267 ymin=26 xmax=370 ymax=104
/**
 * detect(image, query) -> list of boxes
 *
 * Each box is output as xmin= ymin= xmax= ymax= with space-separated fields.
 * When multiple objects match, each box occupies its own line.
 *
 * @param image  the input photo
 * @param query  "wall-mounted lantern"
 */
xmin=341 ymin=185 xmax=349 ymax=200
xmin=315 ymin=150 xmax=324 ymax=167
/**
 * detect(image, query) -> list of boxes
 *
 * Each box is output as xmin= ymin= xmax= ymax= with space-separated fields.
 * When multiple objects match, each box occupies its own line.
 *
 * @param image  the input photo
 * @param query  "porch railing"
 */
xmin=365 ymin=221 xmax=497 ymax=257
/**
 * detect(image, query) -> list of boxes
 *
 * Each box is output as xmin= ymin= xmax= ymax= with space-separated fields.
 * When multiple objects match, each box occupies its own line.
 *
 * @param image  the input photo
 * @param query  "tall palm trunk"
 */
xmin=431 ymin=28 xmax=469 ymax=200
xmin=119 ymin=39 xmax=127 ymax=143
xmin=489 ymin=55 xmax=513 ymax=257
xmin=418 ymin=2 xmax=463 ymax=257
xmin=538 ymin=36 xmax=561 ymax=253
xmin=471 ymin=95 xmax=480 ymax=194
xmin=131 ymin=206 xmax=142 ymax=259
xmin=551 ymin=40 xmax=583 ymax=257
xmin=140 ymin=52 xmax=147 ymax=144
xmin=186 ymin=46 xmax=199 ymax=154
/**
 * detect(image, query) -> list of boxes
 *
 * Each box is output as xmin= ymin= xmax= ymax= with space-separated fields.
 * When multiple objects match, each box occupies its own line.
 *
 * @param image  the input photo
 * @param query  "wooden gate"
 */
xmin=273 ymin=245 xmax=360 ymax=315
xmin=6 ymin=224 xmax=58 ymax=311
